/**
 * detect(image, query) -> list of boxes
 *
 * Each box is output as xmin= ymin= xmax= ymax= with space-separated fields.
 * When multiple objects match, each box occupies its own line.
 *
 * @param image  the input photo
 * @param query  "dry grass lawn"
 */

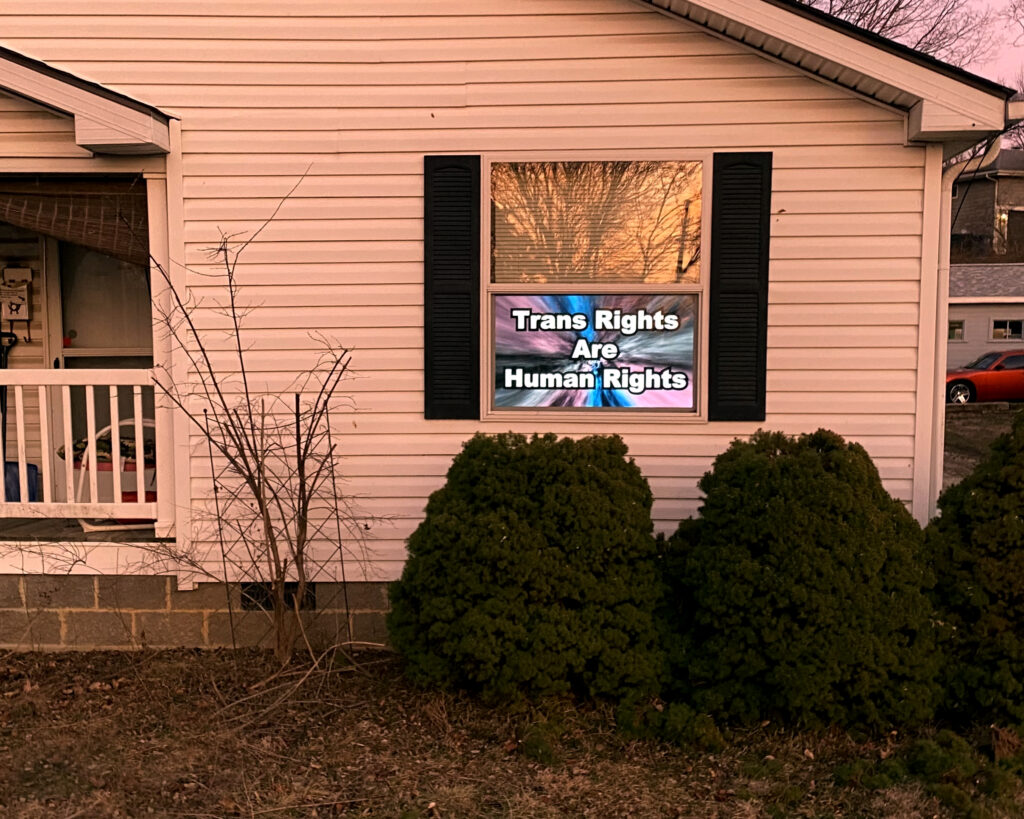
xmin=0 ymin=650 xmax=1021 ymax=818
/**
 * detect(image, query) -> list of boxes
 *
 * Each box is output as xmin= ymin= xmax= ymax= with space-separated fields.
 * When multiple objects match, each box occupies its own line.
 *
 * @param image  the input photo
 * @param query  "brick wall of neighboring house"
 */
xmin=0 ymin=576 xmax=389 ymax=650
xmin=996 ymin=177 xmax=1024 ymax=207
xmin=952 ymin=177 xmax=996 ymax=245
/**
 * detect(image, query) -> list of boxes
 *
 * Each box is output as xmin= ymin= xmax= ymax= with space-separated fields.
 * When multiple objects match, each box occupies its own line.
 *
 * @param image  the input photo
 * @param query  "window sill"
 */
xmin=483 ymin=408 xmax=707 ymax=424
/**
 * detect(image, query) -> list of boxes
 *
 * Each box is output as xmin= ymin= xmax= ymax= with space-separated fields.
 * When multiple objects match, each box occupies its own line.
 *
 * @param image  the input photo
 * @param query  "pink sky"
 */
xmin=970 ymin=2 xmax=1023 ymax=85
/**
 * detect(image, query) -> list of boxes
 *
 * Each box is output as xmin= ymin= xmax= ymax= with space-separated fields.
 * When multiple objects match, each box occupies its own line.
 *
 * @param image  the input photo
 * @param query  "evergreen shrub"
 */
xmin=662 ymin=429 xmax=941 ymax=728
xmin=387 ymin=432 xmax=663 ymax=704
xmin=927 ymin=410 xmax=1024 ymax=726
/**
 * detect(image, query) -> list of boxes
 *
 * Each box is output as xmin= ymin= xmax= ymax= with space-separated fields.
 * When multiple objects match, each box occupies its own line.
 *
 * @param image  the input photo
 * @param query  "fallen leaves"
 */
xmin=0 ymin=650 xmax=1015 ymax=819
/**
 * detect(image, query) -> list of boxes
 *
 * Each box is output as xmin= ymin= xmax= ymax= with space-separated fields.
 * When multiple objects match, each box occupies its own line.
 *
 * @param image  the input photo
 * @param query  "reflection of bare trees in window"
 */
xmin=491 ymin=161 xmax=701 ymax=284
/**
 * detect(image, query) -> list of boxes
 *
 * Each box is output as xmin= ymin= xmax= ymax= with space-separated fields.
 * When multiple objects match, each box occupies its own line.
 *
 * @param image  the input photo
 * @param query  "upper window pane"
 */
xmin=491 ymin=160 xmax=702 ymax=284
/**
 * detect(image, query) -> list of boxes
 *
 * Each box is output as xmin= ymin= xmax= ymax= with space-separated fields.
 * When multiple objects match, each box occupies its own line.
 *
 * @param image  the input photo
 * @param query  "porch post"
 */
xmin=165 ymin=120 xmax=193 ymax=578
xmin=145 ymin=174 xmax=177 ymax=538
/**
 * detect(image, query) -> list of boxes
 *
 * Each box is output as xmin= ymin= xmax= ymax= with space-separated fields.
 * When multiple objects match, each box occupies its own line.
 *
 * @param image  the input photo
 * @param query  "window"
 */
xmin=422 ymin=152 xmax=771 ymax=422
xmin=948 ymin=319 xmax=965 ymax=341
xmin=486 ymin=159 xmax=703 ymax=412
xmin=992 ymin=319 xmax=1023 ymax=340
xmin=1002 ymin=354 xmax=1024 ymax=370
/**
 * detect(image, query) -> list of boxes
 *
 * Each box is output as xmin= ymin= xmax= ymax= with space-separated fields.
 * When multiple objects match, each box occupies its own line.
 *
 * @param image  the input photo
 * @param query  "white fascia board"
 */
xmin=908 ymin=100 xmax=1003 ymax=143
xmin=653 ymin=0 xmax=1007 ymax=137
xmin=0 ymin=57 xmax=168 ymax=155
xmin=74 ymin=114 xmax=169 ymax=155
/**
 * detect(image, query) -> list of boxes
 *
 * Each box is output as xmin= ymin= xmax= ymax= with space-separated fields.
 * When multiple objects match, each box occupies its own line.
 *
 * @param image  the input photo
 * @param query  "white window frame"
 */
xmin=480 ymin=152 xmax=712 ymax=423
xmin=948 ymin=319 xmax=965 ymax=342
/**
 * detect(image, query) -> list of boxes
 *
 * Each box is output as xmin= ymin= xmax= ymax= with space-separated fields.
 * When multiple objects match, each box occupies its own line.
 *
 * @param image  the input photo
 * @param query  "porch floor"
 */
xmin=0 ymin=518 xmax=169 ymax=543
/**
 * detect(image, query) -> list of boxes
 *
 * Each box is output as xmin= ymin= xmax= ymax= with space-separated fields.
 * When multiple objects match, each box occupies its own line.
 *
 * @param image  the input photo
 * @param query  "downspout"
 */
xmin=931 ymin=132 xmax=1009 ymax=513
xmin=928 ymin=161 xmax=959 ymax=517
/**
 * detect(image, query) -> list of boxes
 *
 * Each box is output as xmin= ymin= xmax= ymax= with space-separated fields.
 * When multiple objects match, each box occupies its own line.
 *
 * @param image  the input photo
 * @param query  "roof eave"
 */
xmin=639 ymin=0 xmax=1012 ymax=145
xmin=0 ymin=44 xmax=170 ymax=155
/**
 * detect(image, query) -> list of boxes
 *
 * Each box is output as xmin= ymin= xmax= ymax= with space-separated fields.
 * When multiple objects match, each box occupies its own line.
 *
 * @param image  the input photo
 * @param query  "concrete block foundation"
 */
xmin=0 ymin=575 xmax=390 ymax=651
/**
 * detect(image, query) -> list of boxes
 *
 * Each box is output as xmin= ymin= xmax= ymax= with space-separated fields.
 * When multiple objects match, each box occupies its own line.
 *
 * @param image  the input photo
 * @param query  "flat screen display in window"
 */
xmin=489 ymin=159 xmax=702 ymax=412
xmin=494 ymin=294 xmax=696 ymax=409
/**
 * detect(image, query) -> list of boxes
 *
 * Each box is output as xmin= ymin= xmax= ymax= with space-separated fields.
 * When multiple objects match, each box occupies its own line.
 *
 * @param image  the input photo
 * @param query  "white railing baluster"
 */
xmin=14 ymin=386 xmax=28 ymax=502
xmin=37 ymin=385 xmax=51 ymax=503
xmin=85 ymin=385 xmax=98 ymax=503
xmin=0 ymin=370 xmax=159 ymax=519
xmin=61 ymin=385 xmax=74 ymax=502
xmin=109 ymin=386 xmax=122 ymax=503
xmin=133 ymin=386 xmax=145 ymax=507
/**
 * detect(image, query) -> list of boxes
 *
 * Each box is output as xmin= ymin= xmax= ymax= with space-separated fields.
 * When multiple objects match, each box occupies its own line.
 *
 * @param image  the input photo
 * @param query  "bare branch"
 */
xmin=799 ymin=0 xmax=1001 ymax=67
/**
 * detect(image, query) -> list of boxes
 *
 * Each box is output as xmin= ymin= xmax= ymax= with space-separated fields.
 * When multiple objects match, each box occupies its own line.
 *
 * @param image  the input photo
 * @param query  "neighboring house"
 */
xmin=952 ymin=148 xmax=1024 ymax=259
xmin=0 ymin=0 xmax=1015 ymax=649
xmin=947 ymin=264 xmax=1024 ymax=367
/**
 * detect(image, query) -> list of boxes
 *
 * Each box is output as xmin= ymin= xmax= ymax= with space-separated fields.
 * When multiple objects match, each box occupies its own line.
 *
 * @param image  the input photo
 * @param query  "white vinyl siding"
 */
xmin=0 ymin=0 xmax=927 ymax=579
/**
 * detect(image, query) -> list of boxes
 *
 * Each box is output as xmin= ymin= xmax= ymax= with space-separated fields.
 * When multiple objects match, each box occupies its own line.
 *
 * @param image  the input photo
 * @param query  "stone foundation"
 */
xmin=0 ymin=575 xmax=390 ymax=650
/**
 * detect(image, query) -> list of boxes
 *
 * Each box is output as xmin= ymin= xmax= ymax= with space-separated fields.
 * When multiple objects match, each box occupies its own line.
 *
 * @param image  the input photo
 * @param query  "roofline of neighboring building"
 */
xmin=760 ymin=0 xmax=1015 ymax=100
xmin=958 ymin=169 xmax=1024 ymax=181
xmin=0 ymin=44 xmax=170 ymax=122
xmin=949 ymin=296 xmax=1024 ymax=304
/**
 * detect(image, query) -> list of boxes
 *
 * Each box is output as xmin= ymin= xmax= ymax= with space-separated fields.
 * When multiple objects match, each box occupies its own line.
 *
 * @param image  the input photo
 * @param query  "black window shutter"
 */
xmin=423 ymin=155 xmax=480 ymax=419
xmin=708 ymin=152 xmax=772 ymax=421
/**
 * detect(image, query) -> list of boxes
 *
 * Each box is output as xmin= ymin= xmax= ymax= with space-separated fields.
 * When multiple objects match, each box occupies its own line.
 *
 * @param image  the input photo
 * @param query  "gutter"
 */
xmin=930 ymin=160 xmax=967 ymax=513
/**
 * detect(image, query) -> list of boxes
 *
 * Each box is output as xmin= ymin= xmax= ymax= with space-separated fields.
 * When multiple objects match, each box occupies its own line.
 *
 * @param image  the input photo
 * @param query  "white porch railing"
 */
xmin=0 ymin=369 xmax=161 ymax=520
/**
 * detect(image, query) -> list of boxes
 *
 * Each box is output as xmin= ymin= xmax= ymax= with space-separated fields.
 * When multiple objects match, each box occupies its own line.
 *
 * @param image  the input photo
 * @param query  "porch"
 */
xmin=0 ymin=368 xmax=172 ymax=536
xmin=0 ymin=172 xmax=177 ymax=541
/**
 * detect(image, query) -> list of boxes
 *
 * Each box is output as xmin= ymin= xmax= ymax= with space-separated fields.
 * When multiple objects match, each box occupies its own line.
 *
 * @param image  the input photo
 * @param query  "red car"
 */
xmin=947 ymin=350 xmax=1024 ymax=403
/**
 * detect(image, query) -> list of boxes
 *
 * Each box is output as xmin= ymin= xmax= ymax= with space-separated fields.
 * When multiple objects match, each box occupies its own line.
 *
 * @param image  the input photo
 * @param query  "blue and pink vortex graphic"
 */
xmin=494 ymin=293 xmax=696 ymax=409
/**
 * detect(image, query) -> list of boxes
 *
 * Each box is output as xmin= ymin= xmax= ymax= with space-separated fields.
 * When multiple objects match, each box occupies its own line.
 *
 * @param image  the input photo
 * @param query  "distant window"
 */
xmin=948 ymin=319 xmax=965 ymax=341
xmin=1003 ymin=354 xmax=1024 ymax=370
xmin=992 ymin=319 xmax=1024 ymax=340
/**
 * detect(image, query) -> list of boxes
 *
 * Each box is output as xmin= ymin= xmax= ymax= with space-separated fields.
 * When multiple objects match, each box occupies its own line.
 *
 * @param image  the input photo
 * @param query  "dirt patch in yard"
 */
xmin=0 ymin=650 xmax=1021 ymax=818
xmin=944 ymin=404 xmax=1019 ymax=490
